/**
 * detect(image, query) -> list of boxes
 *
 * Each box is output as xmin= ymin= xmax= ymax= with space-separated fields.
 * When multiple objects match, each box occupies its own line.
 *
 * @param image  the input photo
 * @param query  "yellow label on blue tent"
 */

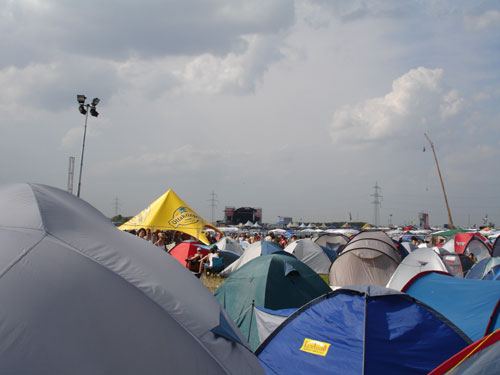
xmin=300 ymin=338 xmax=331 ymax=356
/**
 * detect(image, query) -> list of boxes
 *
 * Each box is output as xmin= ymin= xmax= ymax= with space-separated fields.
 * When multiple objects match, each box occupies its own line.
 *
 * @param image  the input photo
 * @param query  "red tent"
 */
xmin=169 ymin=241 xmax=208 ymax=271
xmin=429 ymin=328 xmax=500 ymax=374
xmin=454 ymin=232 xmax=490 ymax=254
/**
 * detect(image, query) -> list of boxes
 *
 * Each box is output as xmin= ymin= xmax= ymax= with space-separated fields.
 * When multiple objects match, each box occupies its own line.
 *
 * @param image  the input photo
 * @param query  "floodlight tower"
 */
xmin=76 ymin=95 xmax=100 ymax=197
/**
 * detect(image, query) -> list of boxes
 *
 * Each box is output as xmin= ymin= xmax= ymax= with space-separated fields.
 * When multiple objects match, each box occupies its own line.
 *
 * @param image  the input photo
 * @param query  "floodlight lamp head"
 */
xmin=78 ymin=104 xmax=87 ymax=115
xmin=90 ymin=107 xmax=99 ymax=117
xmin=77 ymin=94 xmax=86 ymax=104
xmin=91 ymin=97 xmax=100 ymax=106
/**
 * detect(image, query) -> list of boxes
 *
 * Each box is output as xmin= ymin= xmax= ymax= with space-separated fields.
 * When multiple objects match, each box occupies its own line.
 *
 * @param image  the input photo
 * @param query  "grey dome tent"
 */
xmin=215 ymin=236 xmax=244 ymax=255
xmin=0 ymin=183 xmax=263 ymax=375
xmin=329 ymin=230 xmax=402 ymax=287
xmin=284 ymin=239 xmax=333 ymax=274
xmin=313 ymin=233 xmax=349 ymax=252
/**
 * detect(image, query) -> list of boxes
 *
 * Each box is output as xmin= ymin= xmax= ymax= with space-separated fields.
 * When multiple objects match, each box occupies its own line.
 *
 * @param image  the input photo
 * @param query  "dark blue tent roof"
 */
xmin=319 ymin=246 xmax=338 ymax=262
xmin=404 ymin=272 xmax=500 ymax=341
xmin=493 ymin=236 xmax=500 ymax=257
xmin=257 ymin=285 xmax=470 ymax=375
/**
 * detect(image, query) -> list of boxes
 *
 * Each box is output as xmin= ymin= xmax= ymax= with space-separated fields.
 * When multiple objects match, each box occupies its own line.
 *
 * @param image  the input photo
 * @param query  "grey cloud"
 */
xmin=308 ymin=0 xmax=494 ymax=23
xmin=0 ymin=0 xmax=294 ymax=67
xmin=0 ymin=56 xmax=121 ymax=111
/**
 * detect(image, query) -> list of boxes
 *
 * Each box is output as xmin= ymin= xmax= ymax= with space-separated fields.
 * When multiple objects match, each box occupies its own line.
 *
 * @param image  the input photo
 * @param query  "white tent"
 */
xmin=269 ymin=229 xmax=286 ymax=234
xmin=0 ymin=183 xmax=263 ymax=375
xmin=219 ymin=241 xmax=283 ymax=277
xmin=386 ymin=248 xmax=450 ymax=291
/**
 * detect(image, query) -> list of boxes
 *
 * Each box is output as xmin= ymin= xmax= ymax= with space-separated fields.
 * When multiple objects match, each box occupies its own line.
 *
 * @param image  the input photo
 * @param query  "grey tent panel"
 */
xmin=0 ymin=183 xmax=263 ymax=375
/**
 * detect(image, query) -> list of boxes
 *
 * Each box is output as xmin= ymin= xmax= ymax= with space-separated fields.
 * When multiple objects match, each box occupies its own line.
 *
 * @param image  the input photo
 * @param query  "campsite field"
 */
xmin=201 ymin=274 xmax=330 ymax=293
xmin=201 ymin=275 xmax=225 ymax=292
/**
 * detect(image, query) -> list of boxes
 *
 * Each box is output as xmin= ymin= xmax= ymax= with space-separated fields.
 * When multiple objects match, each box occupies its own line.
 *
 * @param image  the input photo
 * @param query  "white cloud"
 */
xmin=440 ymin=90 xmax=463 ymax=119
xmin=329 ymin=67 xmax=464 ymax=146
xmin=465 ymin=10 xmax=500 ymax=30
xmin=175 ymin=34 xmax=284 ymax=94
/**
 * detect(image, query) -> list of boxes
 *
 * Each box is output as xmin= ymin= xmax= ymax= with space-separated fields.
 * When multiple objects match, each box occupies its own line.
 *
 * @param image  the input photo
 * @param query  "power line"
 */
xmin=208 ymin=191 xmax=219 ymax=223
xmin=112 ymin=197 xmax=120 ymax=216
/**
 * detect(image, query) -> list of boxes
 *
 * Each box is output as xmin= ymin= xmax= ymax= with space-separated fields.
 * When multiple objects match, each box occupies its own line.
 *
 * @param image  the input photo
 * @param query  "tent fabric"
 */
xmin=441 ymin=238 xmax=456 ymax=252
xmin=329 ymin=230 xmax=402 ymax=287
xmin=219 ymin=241 xmax=284 ymax=277
xmin=439 ymin=253 xmax=474 ymax=277
xmin=483 ymin=265 xmax=500 ymax=280
xmin=218 ymin=250 xmax=241 ymax=269
xmin=429 ymin=328 xmax=500 ymax=375
xmin=493 ymin=236 xmax=500 ymax=257
xmin=119 ymin=189 xmax=222 ymax=245
xmin=313 ymin=233 xmax=348 ymax=252
xmin=168 ymin=241 xmax=208 ymax=271
xmin=215 ymin=237 xmax=244 ymax=254
xmin=319 ymin=246 xmax=338 ymax=263
xmin=463 ymin=237 xmax=492 ymax=262
xmin=454 ymin=232 xmax=491 ymax=255
xmin=386 ymin=248 xmax=451 ymax=291
xmin=214 ymin=254 xmax=331 ymax=350
xmin=403 ymin=272 xmax=500 ymax=341
xmin=254 ymin=307 xmax=297 ymax=345
xmin=0 ymin=183 xmax=263 ymax=375
xmin=284 ymin=239 xmax=333 ymax=274
xmin=256 ymin=285 xmax=471 ymax=375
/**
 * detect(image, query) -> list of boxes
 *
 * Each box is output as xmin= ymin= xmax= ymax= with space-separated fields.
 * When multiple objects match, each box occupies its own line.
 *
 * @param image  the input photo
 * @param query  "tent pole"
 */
xmin=424 ymin=133 xmax=455 ymax=229
xmin=248 ymin=299 xmax=255 ymax=342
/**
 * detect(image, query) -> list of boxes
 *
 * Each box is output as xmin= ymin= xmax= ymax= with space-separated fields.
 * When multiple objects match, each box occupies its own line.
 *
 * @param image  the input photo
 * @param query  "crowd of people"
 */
xmin=126 ymin=227 xmax=223 ymax=276
xmin=226 ymin=231 xmax=299 ymax=250
xmin=126 ymin=228 xmax=218 ymax=251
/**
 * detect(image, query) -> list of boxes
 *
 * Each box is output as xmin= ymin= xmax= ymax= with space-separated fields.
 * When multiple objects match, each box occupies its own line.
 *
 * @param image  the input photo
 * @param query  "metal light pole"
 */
xmin=424 ymin=133 xmax=454 ymax=228
xmin=76 ymin=95 xmax=100 ymax=197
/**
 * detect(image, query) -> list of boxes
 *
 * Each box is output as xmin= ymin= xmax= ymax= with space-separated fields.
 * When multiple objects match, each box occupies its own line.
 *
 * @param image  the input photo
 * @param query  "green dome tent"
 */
xmin=214 ymin=253 xmax=331 ymax=350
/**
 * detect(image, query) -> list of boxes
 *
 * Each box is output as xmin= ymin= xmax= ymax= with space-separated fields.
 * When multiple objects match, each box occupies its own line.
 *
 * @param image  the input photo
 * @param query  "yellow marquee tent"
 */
xmin=119 ymin=189 xmax=222 ymax=245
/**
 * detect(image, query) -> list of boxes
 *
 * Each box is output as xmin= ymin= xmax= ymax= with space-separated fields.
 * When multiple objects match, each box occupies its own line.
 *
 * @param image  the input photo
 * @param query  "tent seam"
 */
xmin=0 ymin=231 xmax=47 ymax=281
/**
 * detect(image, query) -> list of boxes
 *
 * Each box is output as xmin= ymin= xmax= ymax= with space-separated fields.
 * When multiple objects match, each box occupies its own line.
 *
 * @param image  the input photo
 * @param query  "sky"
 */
xmin=1 ymin=0 xmax=499 ymax=228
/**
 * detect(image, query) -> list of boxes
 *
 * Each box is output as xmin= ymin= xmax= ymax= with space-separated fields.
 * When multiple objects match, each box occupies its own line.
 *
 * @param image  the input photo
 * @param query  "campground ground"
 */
xmin=201 ymin=274 xmax=330 ymax=293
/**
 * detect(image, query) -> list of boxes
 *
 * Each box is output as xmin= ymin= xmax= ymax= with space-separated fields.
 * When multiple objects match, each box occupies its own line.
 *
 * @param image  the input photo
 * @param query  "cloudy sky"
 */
xmin=1 ymin=0 xmax=499 ymax=227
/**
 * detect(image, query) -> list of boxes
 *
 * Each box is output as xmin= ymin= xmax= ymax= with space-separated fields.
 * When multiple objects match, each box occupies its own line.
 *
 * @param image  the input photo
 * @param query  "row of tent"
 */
xmin=210 ymin=227 xmax=500 ymax=373
xmin=1 ymin=183 xmax=499 ymax=374
xmin=165 ymin=234 xmax=348 ymax=277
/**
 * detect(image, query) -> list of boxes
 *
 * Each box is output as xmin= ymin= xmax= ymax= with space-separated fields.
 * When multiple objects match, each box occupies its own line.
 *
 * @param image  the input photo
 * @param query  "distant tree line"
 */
xmin=110 ymin=215 xmax=133 ymax=226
